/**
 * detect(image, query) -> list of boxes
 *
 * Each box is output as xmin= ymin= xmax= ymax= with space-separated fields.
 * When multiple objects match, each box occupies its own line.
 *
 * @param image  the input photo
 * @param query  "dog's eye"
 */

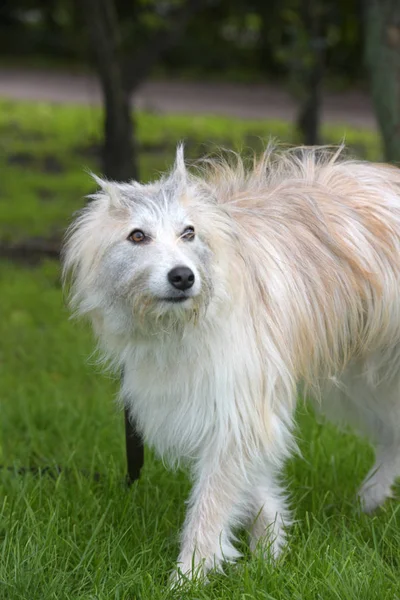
xmin=181 ymin=226 xmax=195 ymax=241
xmin=128 ymin=229 xmax=147 ymax=244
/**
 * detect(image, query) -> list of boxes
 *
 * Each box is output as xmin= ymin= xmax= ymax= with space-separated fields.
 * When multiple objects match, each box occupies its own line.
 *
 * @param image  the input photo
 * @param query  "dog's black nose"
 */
xmin=168 ymin=266 xmax=195 ymax=291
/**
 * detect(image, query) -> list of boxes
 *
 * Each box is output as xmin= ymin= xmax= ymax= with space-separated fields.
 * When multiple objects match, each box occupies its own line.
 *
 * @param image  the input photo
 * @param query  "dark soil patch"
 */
xmin=0 ymin=237 xmax=60 ymax=265
xmin=0 ymin=121 xmax=45 ymax=142
xmin=7 ymin=152 xmax=35 ymax=168
xmin=42 ymin=155 xmax=64 ymax=174
xmin=7 ymin=152 xmax=65 ymax=173
xmin=37 ymin=188 xmax=55 ymax=201
xmin=76 ymin=142 xmax=101 ymax=161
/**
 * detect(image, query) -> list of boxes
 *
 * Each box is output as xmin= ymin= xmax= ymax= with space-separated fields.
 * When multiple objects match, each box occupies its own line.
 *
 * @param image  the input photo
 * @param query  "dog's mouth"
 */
xmin=160 ymin=296 xmax=190 ymax=303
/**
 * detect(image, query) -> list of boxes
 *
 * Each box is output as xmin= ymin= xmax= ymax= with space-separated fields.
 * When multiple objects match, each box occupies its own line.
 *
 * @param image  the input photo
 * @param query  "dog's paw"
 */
xmin=169 ymin=559 xmax=209 ymax=588
xmin=170 ymin=548 xmax=230 ymax=587
xmin=249 ymin=529 xmax=286 ymax=562
xmin=249 ymin=513 xmax=288 ymax=562
xmin=358 ymin=480 xmax=393 ymax=513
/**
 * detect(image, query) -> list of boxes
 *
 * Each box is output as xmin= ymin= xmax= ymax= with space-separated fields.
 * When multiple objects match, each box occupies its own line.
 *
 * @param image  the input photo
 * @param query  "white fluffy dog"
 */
xmin=63 ymin=145 xmax=400 ymax=580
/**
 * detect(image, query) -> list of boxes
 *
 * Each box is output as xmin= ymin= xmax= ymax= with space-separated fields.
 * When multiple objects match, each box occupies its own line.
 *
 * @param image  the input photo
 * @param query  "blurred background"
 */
xmin=2 ymin=3 xmax=400 ymax=597
xmin=0 ymin=0 xmax=398 ymax=259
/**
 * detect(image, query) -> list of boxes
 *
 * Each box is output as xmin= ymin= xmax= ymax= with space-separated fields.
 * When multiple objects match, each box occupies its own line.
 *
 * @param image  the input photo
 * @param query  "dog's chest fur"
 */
xmin=121 ymin=316 xmax=260 ymax=462
xmin=122 ymin=329 xmax=224 ymax=459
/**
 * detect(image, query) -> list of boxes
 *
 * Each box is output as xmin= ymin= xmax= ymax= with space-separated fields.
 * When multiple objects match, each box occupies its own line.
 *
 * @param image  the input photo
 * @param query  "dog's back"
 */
xmin=197 ymin=148 xmax=400 ymax=387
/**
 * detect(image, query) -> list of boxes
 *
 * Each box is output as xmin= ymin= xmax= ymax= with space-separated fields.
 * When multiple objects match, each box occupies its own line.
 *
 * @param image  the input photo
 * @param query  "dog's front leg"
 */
xmin=174 ymin=450 xmax=244 ymax=581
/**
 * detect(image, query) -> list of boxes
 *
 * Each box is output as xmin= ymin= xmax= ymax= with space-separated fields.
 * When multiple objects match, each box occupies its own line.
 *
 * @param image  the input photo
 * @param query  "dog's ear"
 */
xmin=172 ymin=144 xmax=187 ymax=185
xmin=90 ymin=173 xmax=129 ymax=212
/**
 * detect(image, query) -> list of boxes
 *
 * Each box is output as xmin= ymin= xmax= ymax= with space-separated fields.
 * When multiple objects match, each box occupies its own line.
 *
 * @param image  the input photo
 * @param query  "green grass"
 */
xmin=1 ymin=261 xmax=399 ymax=599
xmin=0 ymin=99 xmax=382 ymax=242
xmin=0 ymin=100 xmax=398 ymax=599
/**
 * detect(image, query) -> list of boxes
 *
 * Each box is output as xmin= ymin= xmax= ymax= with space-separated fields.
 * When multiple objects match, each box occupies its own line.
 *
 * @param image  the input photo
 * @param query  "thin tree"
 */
xmin=295 ymin=0 xmax=325 ymax=145
xmin=82 ymin=0 xmax=207 ymax=181
xmin=268 ymin=0 xmax=327 ymax=145
xmin=365 ymin=0 xmax=400 ymax=163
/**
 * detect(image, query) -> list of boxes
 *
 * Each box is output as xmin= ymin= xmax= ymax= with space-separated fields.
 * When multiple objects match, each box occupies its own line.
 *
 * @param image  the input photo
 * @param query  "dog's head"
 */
xmin=62 ymin=147 xmax=224 ymax=339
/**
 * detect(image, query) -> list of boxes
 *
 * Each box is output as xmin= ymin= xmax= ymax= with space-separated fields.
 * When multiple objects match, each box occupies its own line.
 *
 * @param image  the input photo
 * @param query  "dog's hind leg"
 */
xmin=358 ymin=437 xmax=400 ymax=512
xmin=320 ymin=361 xmax=400 ymax=513
xmin=247 ymin=464 xmax=291 ymax=560
xmin=356 ymin=378 xmax=400 ymax=512
xmin=344 ymin=369 xmax=400 ymax=512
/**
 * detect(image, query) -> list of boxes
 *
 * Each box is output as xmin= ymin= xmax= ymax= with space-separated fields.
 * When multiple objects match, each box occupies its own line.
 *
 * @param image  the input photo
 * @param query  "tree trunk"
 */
xmin=296 ymin=0 xmax=325 ymax=145
xmin=82 ymin=0 xmax=138 ymax=180
xmin=297 ymin=58 xmax=323 ymax=145
xmin=103 ymin=85 xmax=138 ymax=181
xmin=365 ymin=0 xmax=400 ymax=163
xmin=83 ymin=0 xmax=206 ymax=181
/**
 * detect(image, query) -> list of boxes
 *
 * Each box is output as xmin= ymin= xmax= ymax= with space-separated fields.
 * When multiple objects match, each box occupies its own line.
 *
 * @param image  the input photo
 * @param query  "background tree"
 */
xmin=0 ymin=0 xmax=366 ymax=158
xmin=271 ymin=0 xmax=357 ymax=145
xmin=364 ymin=0 xmax=400 ymax=163
xmin=295 ymin=0 xmax=326 ymax=145
xmin=81 ymin=0 xmax=207 ymax=181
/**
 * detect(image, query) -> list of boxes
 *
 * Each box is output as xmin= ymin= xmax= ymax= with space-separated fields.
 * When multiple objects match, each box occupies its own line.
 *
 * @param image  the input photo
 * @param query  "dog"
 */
xmin=62 ymin=144 xmax=400 ymax=581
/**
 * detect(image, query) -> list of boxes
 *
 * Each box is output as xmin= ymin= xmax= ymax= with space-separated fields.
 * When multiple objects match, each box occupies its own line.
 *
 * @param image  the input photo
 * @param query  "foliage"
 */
xmin=269 ymin=0 xmax=362 ymax=81
xmin=0 ymin=0 xmax=363 ymax=85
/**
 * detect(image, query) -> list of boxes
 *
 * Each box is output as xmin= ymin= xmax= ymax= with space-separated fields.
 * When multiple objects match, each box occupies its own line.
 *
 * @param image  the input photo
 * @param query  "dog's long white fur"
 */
xmin=63 ymin=145 xmax=400 ymax=579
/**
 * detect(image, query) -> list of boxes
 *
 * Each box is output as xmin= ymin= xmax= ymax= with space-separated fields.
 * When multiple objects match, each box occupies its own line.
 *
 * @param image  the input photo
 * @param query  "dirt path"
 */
xmin=0 ymin=67 xmax=376 ymax=130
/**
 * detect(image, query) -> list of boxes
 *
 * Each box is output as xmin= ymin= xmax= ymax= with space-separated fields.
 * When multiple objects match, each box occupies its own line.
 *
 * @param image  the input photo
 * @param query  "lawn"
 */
xmin=0 ymin=100 xmax=398 ymax=600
